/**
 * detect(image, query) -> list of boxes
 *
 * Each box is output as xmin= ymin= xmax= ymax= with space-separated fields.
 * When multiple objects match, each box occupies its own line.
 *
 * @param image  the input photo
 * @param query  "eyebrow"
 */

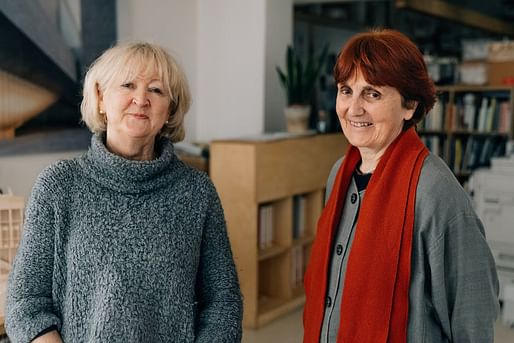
xmin=362 ymin=86 xmax=380 ymax=92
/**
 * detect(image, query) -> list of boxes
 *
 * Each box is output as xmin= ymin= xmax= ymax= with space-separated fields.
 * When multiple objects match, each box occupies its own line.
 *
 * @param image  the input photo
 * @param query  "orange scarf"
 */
xmin=303 ymin=128 xmax=428 ymax=343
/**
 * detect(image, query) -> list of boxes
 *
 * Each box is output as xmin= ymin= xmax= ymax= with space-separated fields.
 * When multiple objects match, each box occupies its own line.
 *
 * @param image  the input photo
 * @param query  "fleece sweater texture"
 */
xmin=6 ymin=134 xmax=243 ymax=343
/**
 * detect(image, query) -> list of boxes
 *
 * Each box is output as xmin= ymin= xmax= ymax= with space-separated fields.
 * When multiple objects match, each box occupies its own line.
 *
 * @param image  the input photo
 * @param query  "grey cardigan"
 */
xmin=320 ymin=154 xmax=499 ymax=343
xmin=6 ymin=135 xmax=243 ymax=343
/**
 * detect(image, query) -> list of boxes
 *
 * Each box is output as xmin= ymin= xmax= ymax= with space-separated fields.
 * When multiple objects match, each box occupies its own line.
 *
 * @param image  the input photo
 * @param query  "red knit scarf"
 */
xmin=303 ymin=128 xmax=428 ymax=343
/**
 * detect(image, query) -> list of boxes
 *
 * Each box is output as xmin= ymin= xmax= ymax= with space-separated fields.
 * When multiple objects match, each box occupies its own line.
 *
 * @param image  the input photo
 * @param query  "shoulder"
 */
xmin=26 ymin=158 xmax=81 ymax=209
xmin=33 ymin=158 xmax=81 ymax=193
xmin=417 ymin=154 xmax=474 ymax=212
xmin=174 ymin=159 xmax=217 ymax=197
xmin=415 ymin=153 xmax=483 ymax=243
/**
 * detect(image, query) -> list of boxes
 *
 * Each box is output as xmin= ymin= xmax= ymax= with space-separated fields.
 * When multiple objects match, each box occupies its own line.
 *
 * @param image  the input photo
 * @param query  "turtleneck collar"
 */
xmin=78 ymin=134 xmax=178 ymax=195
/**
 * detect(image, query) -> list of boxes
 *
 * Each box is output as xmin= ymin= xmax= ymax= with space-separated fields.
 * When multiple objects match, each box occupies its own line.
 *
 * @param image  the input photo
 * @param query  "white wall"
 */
xmin=117 ymin=0 xmax=294 ymax=142
xmin=117 ymin=0 xmax=198 ymax=141
xmin=0 ymin=151 xmax=84 ymax=200
xmin=196 ymin=0 xmax=267 ymax=141
xmin=264 ymin=0 xmax=293 ymax=132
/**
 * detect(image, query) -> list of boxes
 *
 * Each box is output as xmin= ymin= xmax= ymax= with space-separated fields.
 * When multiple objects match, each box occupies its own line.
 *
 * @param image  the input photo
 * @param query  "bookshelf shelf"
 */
xmin=292 ymin=235 xmax=315 ymax=247
xmin=210 ymin=133 xmax=347 ymax=328
xmin=451 ymin=130 xmax=509 ymax=137
xmin=258 ymin=245 xmax=289 ymax=261
xmin=420 ymin=86 xmax=514 ymax=181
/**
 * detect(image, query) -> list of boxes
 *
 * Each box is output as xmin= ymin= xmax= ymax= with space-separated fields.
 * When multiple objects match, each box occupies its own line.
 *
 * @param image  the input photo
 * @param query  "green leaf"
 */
xmin=275 ymin=43 xmax=329 ymax=106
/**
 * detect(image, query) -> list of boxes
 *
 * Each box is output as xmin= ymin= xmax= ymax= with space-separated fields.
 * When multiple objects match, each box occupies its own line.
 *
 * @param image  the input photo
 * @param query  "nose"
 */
xmin=132 ymin=89 xmax=149 ymax=107
xmin=348 ymin=96 xmax=364 ymax=116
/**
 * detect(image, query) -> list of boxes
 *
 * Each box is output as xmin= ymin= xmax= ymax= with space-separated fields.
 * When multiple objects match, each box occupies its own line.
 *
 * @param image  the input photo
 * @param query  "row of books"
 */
xmin=421 ymin=95 xmax=512 ymax=133
xmin=421 ymin=100 xmax=446 ymax=130
xmin=448 ymin=96 xmax=511 ymax=133
xmin=258 ymin=195 xmax=310 ymax=250
xmin=450 ymin=136 xmax=506 ymax=174
xmin=421 ymin=136 xmax=507 ymax=174
xmin=421 ymin=136 xmax=443 ymax=158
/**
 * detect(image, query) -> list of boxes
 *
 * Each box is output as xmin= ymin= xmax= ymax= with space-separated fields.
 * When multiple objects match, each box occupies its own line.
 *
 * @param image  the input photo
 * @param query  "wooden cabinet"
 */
xmin=419 ymin=85 xmax=514 ymax=182
xmin=0 ymin=193 xmax=24 ymax=274
xmin=210 ymin=133 xmax=347 ymax=328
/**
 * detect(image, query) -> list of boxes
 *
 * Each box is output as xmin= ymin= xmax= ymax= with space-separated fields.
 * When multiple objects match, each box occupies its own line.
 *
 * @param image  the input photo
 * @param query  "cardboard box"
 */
xmin=488 ymin=61 xmax=514 ymax=86
xmin=488 ymin=41 xmax=514 ymax=62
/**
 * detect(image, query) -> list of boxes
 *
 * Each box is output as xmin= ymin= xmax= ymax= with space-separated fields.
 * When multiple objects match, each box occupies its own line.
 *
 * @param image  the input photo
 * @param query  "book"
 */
xmin=454 ymin=138 xmax=463 ymax=174
xmin=463 ymin=93 xmax=476 ymax=130
xmin=258 ymin=204 xmax=274 ymax=249
xmin=485 ymin=97 xmax=497 ymax=132
xmin=477 ymin=97 xmax=489 ymax=132
xmin=292 ymin=195 xmax=306 ymax=239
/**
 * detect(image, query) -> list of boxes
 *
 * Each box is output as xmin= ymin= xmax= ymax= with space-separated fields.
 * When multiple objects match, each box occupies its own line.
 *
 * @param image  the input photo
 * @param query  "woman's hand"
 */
xmin=31 ymin=330 xmax=63 ymax=343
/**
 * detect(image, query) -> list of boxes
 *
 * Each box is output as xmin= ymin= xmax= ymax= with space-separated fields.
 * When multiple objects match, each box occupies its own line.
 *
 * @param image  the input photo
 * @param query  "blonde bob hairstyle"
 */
xmin=81 ymin=42 xmax=191 ymax=142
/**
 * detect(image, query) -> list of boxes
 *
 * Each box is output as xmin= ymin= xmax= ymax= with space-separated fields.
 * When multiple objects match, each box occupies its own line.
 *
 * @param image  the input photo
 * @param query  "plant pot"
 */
xmin=284 ymin=105 xmax=310 ymax=133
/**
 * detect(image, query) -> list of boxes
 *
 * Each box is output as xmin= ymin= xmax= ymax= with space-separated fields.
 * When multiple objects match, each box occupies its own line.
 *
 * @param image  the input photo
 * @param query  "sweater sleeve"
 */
xmin=427 ymin=212 xmax=499 ymax=343
xmin=193 ymin=182 xmax=243 ymax=343
xmin=5 ymin=170 xmax=62 ymax=343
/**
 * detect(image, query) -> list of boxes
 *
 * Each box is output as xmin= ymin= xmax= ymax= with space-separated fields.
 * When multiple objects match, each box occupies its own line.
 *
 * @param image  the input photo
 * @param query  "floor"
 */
xmin=242 ymin=307 xmax=514 ymax=343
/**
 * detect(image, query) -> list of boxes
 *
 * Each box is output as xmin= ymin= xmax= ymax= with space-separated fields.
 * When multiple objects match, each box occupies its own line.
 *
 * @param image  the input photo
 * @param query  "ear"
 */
xmin=97 ymin=84 xmax=105 ymax=112
xmin=404 ymin=100 xmax=418 ymax=121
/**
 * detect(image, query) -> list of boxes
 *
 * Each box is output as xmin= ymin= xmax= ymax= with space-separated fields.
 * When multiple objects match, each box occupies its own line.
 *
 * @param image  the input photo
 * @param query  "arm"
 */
xmin=6 ymin=172 xmax=62 ymax=343
xmin=194 ymin=183 xmax=243 ymax=343
xmin=428 ymin=213 xmax=499 ymax=343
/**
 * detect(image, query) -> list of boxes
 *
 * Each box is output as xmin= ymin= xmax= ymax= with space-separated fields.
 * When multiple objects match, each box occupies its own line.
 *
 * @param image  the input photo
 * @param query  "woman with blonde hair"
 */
xmin=6 ymin=42 xmax=243 ymax=343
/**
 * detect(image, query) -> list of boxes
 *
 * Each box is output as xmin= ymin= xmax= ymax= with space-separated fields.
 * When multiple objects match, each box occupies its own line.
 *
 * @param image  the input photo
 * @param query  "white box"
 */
xmin=462 ymin=39 xmax=491 ymax=61
xmin=503 ymin=283 xmax=514 ymax=327
xmin=470 ymin=165 xmax=514 ymax=301
xmin=471 ymin=170 xmax=514 ymax=249
xmin=459 ymin=62 xmax=488 ymax=85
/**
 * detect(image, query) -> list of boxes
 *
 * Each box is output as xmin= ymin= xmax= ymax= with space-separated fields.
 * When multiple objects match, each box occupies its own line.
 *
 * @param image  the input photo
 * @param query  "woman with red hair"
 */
xmin=303 ymin=29 xmax=499 ymax=343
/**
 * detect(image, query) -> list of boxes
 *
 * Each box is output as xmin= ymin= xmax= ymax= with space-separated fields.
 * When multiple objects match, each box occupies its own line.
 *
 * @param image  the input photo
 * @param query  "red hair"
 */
xmin=334 ymin=28 xmax=436 ymax=129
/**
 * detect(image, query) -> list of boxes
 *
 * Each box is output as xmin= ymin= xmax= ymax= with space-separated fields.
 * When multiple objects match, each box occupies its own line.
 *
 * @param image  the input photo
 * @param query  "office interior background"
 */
xmin=1 ymin=0 xmax=514 ymax=342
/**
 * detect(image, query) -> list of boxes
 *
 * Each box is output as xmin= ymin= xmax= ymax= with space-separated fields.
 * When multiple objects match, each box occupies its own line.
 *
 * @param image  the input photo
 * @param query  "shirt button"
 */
xmin=326 ymin=296 xmax=332 ymax=308
xmin=336 ymin=244 xmax=343 ymax=255
xmin=350 ymin=193 xmax=357 ymax=204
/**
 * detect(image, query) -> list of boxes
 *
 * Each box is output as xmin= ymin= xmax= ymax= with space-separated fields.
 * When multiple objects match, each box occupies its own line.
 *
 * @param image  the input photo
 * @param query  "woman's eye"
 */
xmin=121 ymin=82 xmax=134 ymax=89
xmin=365 ymin=90 xmax=381 ymax=99
xmin=339 ymin=86 xmax=351 ymax=95
xmin=149 ymin=87 xmax=164 ymax=95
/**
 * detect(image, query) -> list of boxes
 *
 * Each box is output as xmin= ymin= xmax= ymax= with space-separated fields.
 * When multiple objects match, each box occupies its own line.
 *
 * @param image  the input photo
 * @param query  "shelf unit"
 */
xmin=0 ymin=193 xmax=24 ymax=275
xmin=419 ymin=85 xmax=514 ymax=182
xmin=210 ymin=133 xmax=347 ymax=328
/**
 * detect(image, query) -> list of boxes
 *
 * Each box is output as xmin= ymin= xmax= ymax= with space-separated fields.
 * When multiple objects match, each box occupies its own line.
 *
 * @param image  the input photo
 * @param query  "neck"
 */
xmin=357 ymin=148 xmax=382 ymax=174
xmin=105 ymin=133 xmax=156 ymax=161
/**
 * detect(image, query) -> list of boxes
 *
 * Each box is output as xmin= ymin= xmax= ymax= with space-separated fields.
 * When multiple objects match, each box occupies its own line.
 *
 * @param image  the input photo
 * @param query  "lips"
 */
xmin=129 ymin=113 xmax=149 ymax=119
xmin=349 ymin=120 xmax=372 ymax=127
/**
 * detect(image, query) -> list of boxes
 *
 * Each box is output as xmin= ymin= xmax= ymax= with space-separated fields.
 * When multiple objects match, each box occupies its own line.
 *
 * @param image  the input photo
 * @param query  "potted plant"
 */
xmin=276 ymin=44 xmax=328 ymax=133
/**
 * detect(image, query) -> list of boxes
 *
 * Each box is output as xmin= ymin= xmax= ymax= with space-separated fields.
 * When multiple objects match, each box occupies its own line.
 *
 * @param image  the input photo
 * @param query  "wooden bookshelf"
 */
xmin=419 ymin=85 xmax=514 ymax=181
xmin=0 ymin=193 xmax=24 ymax=336
xmin=210 ymin=133 xmax=347 ymax=328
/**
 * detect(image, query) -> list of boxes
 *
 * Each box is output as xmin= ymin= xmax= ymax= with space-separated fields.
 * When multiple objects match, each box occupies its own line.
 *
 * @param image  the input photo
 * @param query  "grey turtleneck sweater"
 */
xmin=6 ymin=134 xmax=243 ymax=343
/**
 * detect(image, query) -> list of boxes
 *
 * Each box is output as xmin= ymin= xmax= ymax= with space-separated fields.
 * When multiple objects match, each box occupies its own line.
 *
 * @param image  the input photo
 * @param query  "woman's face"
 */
xmin=336 ymin=71 xmax=415 ymax=156
xmin=99 ymin=70 xmax=171 ymax=144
